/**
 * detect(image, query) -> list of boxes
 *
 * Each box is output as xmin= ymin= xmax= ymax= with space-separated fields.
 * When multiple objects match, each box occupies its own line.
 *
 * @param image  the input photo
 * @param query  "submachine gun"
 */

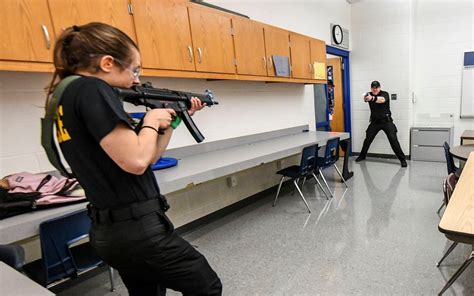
xmin=115 ymin=82 xmax=218 ymax=143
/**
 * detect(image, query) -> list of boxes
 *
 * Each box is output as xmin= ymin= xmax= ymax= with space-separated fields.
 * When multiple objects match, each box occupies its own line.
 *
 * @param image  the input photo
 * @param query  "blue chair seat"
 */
xmin=317 ymin=137 xmax=348 ymax=197
xmin=273 ymin=144 xmax=330 ymax=212
xmin=276 ymin=165 xmax=305 ymax=179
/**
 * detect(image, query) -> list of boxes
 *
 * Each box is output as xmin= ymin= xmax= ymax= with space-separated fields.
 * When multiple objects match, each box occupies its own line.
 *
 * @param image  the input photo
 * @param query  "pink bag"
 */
xmin=5 ymin=172 xmax=86 ymax=205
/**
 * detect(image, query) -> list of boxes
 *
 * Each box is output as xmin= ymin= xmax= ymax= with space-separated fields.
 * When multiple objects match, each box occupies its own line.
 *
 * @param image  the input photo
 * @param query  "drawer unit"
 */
xmin=411 ymin=145 xmax=445 ymax=162
xmin=410 ymin=126 xmax=453 ymax=162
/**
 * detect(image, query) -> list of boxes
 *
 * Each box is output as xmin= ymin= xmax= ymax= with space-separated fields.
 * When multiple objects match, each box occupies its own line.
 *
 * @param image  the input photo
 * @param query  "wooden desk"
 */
xmin=0 ymin=262 xmax=54 ymax=296
xmin=450 ymin=144 xmax=474 ymax=161
xmin=460 ymin=130 xmax=474 ymax=145
xmin=438 ymin=152 xmax=474 ymax=294
xmin=439 ymin=152 xmax=474 ymax=243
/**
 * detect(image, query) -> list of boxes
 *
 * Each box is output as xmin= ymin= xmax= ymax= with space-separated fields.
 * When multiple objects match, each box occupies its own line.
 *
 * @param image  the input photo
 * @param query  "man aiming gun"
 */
xmin=356 ymin=81 xmax=407 ymax=167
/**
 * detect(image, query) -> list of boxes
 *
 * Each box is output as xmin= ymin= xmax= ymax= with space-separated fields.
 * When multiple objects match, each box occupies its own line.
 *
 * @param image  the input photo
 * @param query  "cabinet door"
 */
xmin=132 ymin=0 xmax=195 ymax=71
xmin=0 ymin=0 xmax=55 ymax=62
xmin=310 ymin=38 xmax=326 ymax=66
xmin=233 ymin=18 xmax=266 ymax=76
xmin=188 ymin=7 xmax=235 ymax=74
xmin=48 ymin=0 xmax=137 ymax=43
xmin=289 ymin=34 xmax=311 ymax=79
xmin=264 ymin=26 xmax=290 ymax=77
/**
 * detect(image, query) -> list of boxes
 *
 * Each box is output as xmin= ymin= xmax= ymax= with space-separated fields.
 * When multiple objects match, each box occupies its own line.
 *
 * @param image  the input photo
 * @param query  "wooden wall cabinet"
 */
xmin=264 ymin=26 xmax=290 ymax=77
xmin=188 ymin=6 xmax=235 ymax=74
xmin=0 ymin=0 xmax=327 ymax=83
xmin=310 ymin=38 xmax=326 ymax=73
xmin=232 ymin=18 xmax=266 ymax=76
xmin=48 ymin=0 xmax=137 ymax=43
xmin=132 ymin=0 xmax=195 ymax=71
xmin=0 ymin=0 xmax=55 ymax=63
xmin=289 ymin=34 xmax=312 ymax=79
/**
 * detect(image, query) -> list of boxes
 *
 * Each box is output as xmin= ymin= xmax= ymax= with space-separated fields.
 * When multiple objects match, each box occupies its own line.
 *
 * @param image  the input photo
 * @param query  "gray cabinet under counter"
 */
xmin=410 ymin=126 xmax=453 ymax=162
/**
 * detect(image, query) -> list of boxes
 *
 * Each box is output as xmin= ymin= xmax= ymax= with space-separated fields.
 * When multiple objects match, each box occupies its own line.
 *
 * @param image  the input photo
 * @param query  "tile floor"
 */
xmin=57 ymin=158 xmax=473 ymax=295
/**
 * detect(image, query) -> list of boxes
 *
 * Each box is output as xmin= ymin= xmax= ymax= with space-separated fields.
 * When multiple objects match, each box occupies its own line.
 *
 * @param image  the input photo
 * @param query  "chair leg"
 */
xmin=312 ymin=172 xmax=330 ymax=199
xmin=436 ymin=201 xmax=445 ymax=214
xmin=108 ymin=266 xmax=115 ymax=292
xmin=437 ymin=242 xmax=459 ymax=267
xmin=293 ymin=180 xmax=311 ymax=213
xmin=319 ymin=169 xmax=334 ymax=197
xmin=302 ymin=176 xmax=307 ymax=187
xmin=334 ymin=164 xmax=348 ymax=187
xmin=273 ymin=176 xmax=286 ymax=207
xmin=438 ymin=250 xmax=473 ymax=295
xmin=291 ymin=178 xmax=299 ymax=196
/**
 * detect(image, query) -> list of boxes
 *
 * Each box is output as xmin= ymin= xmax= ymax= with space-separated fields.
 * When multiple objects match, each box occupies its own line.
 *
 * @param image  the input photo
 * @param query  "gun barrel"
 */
xmin=115 ymin=85 xmax=218 ymax=107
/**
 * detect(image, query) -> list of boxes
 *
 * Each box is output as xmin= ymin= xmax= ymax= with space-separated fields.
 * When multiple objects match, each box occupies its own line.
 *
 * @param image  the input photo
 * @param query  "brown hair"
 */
xmin=46 ymin=22 xmax=138 ymax=99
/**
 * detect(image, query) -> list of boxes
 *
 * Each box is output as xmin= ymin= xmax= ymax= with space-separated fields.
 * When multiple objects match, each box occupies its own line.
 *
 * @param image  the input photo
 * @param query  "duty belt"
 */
xmin=87 ymin=199 xmax=163 ymax=224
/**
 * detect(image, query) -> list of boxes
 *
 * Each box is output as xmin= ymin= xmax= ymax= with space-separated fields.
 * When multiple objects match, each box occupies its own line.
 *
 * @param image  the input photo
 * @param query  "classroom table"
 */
xmin=0 ymin=128 xmax=352 ymax=244
xmin=449 ymin=144 xmax=474 ymax=161
xmin=438 ymin=152 xmax=474 ymax=294
xmin=0 ymin=261 xmax=55 ymax=296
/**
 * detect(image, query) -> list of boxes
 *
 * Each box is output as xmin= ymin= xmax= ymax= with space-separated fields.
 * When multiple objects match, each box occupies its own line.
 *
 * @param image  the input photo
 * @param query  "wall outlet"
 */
xmin=227 ymin=175 xmax=238 ymax=187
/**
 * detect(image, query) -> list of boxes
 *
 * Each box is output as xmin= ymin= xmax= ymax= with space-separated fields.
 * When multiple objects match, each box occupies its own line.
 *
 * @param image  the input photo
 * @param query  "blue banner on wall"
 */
xmin=464 ymin=51 xmax=474 ymax=66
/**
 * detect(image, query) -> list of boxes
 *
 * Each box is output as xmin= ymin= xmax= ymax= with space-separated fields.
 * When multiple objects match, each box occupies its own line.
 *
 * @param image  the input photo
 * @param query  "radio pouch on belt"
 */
xmin=41 ymin=75 xmax=81 ymax=178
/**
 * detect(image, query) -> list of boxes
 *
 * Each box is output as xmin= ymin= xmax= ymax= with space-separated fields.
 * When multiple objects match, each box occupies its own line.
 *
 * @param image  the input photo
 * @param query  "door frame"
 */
xmin=326 ymin=45 xmax=352 ymax=148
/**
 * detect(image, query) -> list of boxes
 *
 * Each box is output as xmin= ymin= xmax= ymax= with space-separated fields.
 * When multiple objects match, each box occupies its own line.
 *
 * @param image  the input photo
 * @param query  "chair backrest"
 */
xmin=443 ymin=142 xmax=456 ymax=174
xmin=0 ymin=244 xmax=25 ymax=271
xmin=299 ymin=144 xmax=318 ymax=175
xmin=445 ymin=173 xmax=457 ymax=203
xmin=39 ymin=209 xmax=91 ymax=284
xmin=321 ymin=137 xmax=340 ymax=166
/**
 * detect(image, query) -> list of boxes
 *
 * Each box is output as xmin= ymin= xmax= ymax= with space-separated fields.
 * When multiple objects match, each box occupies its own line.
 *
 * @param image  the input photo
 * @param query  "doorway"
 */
xmin=327 ymin=55 xmax=344 ymax=133
xmin=314 ymin=45 xmax=352 ymax=153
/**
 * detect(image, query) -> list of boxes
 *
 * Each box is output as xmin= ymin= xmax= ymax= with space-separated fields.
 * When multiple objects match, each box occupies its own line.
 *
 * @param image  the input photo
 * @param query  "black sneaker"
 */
xmin=401 ymin=159 xmax=407 ymax=167
xmin=355 ymin=156 xmax=366 ymax=162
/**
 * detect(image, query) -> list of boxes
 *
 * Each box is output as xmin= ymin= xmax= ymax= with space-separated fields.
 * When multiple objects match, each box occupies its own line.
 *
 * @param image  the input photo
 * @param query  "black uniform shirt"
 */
xmin=57 ymin=76 xmax=161 ymax=209
xmin=368 ymin=90 xmax=391 ymax=122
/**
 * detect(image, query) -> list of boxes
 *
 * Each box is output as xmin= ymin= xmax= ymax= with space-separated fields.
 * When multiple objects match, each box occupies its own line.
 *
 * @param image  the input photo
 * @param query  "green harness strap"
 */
xmin=41 ymin=75 xmax=80 ymax=177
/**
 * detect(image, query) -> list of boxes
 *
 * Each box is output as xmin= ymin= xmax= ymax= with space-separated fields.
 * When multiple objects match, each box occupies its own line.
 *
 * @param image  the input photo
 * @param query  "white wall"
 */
xmin=351 ymin=0 xmax=412 ymax=155
xmin=412 ymin=0 xmax=474 ymax=143
xmin=0 ymin=1 xmax=351 ymax=177
xmin=351 ymin=0 xmax=474 ymax=155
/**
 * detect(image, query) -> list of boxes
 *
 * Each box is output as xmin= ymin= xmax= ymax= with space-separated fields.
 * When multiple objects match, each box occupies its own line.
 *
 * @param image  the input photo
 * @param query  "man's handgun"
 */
xmin=115 ymin=82 xmax=218 ymax=143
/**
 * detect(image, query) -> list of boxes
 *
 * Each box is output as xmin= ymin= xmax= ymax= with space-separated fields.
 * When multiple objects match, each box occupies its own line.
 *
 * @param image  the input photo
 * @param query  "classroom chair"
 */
xmin=437 ymin=173 xmax=458 ymax=267
xmin=0 ymin=244 xmax=25 ymax=271
xmin=22 ymin=209 xmax=114 ymax=291
xmin=273 ymin=144 xmax=326 ymax=213
xmin=443 ymin=142 xmax=459 ymax=175
xmin=317 ymin=137 xmax=348 ymax=197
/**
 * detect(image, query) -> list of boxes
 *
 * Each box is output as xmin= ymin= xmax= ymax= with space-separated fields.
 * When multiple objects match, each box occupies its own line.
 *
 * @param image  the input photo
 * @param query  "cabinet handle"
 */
xmin=41 ymin=25 xmax=51 ymax=50
xmin=262 ymin=57 xmax=266 ymax=69
xmin=308 ymin=63 xmax=313 ymax=73
xmin=268 ymin=56 xmax=272 ymax=70
xmin=197 ymin=47 xmax=202 ymax=64
xmin=187 ymin=46 xmax=193 ymax=62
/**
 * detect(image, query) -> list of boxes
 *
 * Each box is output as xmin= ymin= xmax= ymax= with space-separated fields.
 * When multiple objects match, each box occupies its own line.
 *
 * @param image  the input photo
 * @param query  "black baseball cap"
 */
xmin=371 ymin=81 xmax=381 ymax=88
xmin=327 ymin=79 xmax=334 ymax=87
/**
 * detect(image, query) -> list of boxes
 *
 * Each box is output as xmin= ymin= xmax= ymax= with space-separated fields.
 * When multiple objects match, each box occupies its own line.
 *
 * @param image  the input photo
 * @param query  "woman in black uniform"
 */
xmin=46 ymin=22 xmax=222 ymax=296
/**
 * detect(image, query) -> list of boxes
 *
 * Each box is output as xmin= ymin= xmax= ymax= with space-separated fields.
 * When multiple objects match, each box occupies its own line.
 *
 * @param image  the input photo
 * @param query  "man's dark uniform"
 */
xmin=357 ymin=82 xmax=407 ymax=166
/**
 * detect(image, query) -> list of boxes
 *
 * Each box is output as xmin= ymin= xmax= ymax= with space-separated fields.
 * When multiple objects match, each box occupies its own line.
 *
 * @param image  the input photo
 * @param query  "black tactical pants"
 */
xmin=90 ymin=210 xmax=222 ymax=296
xmin=359 ymin=120 xmax=406 ymax=161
